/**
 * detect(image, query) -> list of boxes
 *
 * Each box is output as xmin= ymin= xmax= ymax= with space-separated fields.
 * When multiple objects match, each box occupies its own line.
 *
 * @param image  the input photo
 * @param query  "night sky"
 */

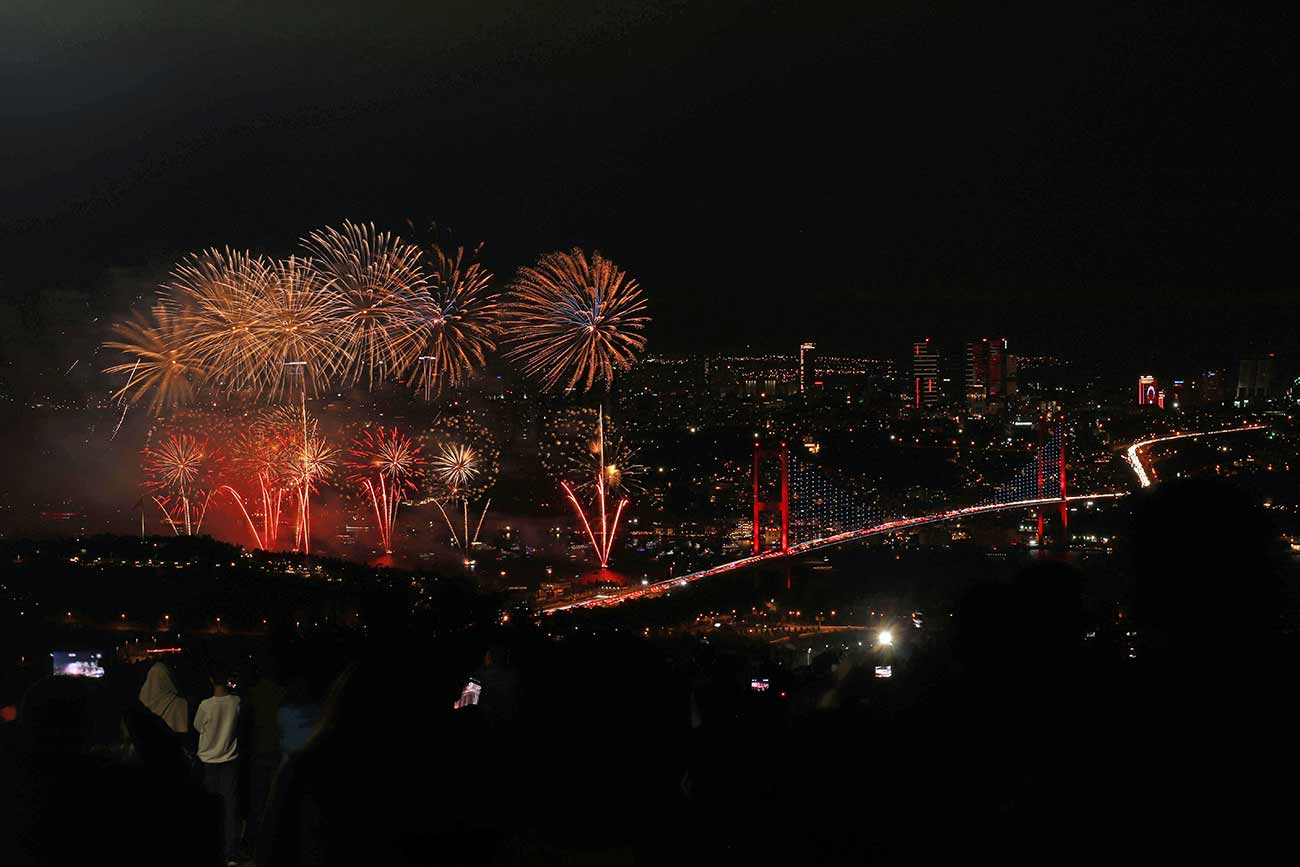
xmin=2 ymin=1 xmax=1296 ymax=374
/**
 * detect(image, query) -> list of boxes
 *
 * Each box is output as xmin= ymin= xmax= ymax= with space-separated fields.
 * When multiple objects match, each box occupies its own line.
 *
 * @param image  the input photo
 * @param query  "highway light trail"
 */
xmin=543 ymin=492 xmax=1128 ymax=612
xmin=1124 ymin=424 xmax=1266 ymax=488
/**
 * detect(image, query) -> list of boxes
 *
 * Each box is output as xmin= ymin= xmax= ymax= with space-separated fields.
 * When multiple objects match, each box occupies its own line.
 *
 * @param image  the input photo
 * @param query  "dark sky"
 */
xmin=2 ymin=1 xmax=1297 ymax=373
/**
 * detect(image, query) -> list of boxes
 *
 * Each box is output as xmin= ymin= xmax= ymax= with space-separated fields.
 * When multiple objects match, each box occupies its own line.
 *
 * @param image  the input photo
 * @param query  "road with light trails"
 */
xmin=543 ymin=492 xmax=1128 ymax=613
xmin=1124 ymin=424 xmax=1267 ymax=488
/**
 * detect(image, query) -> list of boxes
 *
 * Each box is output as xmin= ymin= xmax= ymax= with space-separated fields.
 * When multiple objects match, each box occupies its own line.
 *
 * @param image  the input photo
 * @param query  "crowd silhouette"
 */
xmin=2 ymin=478 xmax=1294 ymax=864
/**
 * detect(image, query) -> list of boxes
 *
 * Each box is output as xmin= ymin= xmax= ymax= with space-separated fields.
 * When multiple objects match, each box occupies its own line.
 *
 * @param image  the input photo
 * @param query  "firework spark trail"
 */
xmin=142 ymin=433 xmax=221 ymax=536
xmin=295 ymin=419 xmax=335 ymax=554
xmin=559 ymin=408 xmax=630 ymax=568
xmin=251 ymin=257 xmax=348 ymax=401
xmin=406 ymin=243 xmax=500 ymax=399
xmin=430 ymin=442 xmax=479 ymax=493
xmin=259 ymin=402 xmax=336 ymax=554
xmin=218 ymin=485 xmax=265 ymax=549
xmin=432 ymin=497 xmax=492 ymax=556
xmin=472 ymin=497 xmax=491 ymax=548
xmin=346 ymin=426 xmax=423 ymax=554
xmin=103 ymin=222 xmax=516 ymax=408
xmin=152 ymin=496 xmax=181 ymax=536
xmin=163 ymin=248 xmax=272 ymax=393
xmin=302 ymin=221 xmax=426 ymax=389
xmin=426 ymin=428 xmax=496 ymax=560
xmin=109 ymin=359 xmax=141 ymax=442
xmin=504 ymin=249 xmax=648 ymax=392
xmin=229 ymin=412 xmax=302 ymax=549
xmin=105 ymin=307 xmax=206 ymax=410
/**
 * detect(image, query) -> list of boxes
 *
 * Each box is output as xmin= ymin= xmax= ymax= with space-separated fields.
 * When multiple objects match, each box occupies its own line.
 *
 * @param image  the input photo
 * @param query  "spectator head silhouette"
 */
xmin=20 ymin=676 xmax=94 ymax=755
xmin=1132 ymin=478 xmax=1281 ymax=666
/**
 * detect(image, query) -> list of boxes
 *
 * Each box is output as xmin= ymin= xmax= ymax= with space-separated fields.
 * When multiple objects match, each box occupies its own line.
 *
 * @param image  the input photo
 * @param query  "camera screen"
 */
xmin=53 ymin=651 xmax=105 ymax=678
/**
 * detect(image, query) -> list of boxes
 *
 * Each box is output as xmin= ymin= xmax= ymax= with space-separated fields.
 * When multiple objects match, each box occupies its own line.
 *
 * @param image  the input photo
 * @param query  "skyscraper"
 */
xmin=913 ymin=338 xmax=939 ymax=409
xmin=965 ymin=337 xmax=1016 ymax=410
xmin=1196 ymin=370 xmax=1224 ymax=405
xmin=799 ymin=341 xmax=816 ymax=394
xmin=1235 ymin=356 xmax=1278 ymax=403
xmin=965 ymin=340 xmax=987 ymax=407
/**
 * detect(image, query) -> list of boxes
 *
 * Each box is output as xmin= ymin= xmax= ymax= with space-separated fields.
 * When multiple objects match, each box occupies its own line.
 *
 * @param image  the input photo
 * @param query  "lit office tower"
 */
xmin=965 ymin=337 xmax=1015 ymax=409
xmin=912 ymin=338 xmax=939 ymax=409
xmin=965 ymin=340 xmax=987 ymax=405
xmin=987 ymin=339 xmax=1008 ymax=398
xmin=1235 ymin=356 xmax=1278 ymax=403
xmin=799 ymin=341 xmax=816 ymax=394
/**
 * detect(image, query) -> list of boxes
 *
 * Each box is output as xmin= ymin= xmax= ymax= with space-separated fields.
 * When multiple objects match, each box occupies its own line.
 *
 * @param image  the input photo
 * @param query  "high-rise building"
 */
xmin=1138 ymin=375 xmax=1158 ymax=406
xmin=799 ymin=341 xmax=816 ymax=394
xmin=1197 ymin=370 xmax=1224 ymax=405
xmin=965 ymin=341 xmax=987 ymax=406
xmin=1235 ymin=356 xmax=1278 ymax=403
xmin=913 ymin=338 xmax=939 ymax=409
xmin=965 ymin=338 xmax=1017 ymax=410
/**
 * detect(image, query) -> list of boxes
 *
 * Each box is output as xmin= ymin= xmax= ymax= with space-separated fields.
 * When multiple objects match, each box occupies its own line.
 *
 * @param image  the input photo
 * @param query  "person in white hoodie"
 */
xmin=138 ymin=660 xmax=188 ymax=734
xmin=194 ymin=665 xmax=242 ymax=866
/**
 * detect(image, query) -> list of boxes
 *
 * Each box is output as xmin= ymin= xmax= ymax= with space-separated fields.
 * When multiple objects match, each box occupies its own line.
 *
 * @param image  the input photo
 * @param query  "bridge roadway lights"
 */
xmin=541 ymin=493 xmax=1129 ymax=614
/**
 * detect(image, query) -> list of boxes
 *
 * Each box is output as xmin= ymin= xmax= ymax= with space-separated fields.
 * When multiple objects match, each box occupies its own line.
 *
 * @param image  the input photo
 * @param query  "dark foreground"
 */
xmin=3 ymin=479 xmax=1297 ymax=865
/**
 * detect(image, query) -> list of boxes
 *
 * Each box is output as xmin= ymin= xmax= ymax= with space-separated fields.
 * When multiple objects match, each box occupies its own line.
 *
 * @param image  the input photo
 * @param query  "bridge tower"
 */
xmin=753 ymin=441 xmax=789 ymax=555
xmin=1036 ymin=412 xmax=1068 ymax=548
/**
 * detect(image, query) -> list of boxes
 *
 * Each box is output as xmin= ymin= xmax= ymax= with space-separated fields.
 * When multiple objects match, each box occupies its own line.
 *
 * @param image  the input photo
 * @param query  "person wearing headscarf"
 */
xmin=139 ymin=660 xmax=189 ymax=734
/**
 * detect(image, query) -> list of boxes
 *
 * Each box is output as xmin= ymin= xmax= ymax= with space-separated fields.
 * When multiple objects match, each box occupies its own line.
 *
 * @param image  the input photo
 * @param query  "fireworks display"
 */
xmin=559 ymin=408 xmax=630 ymax=568
xmin=407 ymin=244 xmax=500 ymax=400
xmin=542 ymin=406 xmax=644 ymax=495
xmin=106 ymin=227 xmax=651 ymax=406
xmin=142 ymin=432 xmax=221 ymax=536
xmin=251 ymin=256 xmax=348 ymax=400
xmin=346 ymin=426 xmax=425 ymax=554
xmin=419 ymin=414 xmax=500 ymax=502
xmin=430 ymin=442 xmax=479 ymax=494
xmin=220 ymin=409 xmax=303 ymax=550
xmin=105 ymin=219 xmax=651 ymax=562
xmin=105 ymin=307 xmax=205 ymax=411
xmin=161 ymin=248 xmax=270 ymax=393
xmin=504 ymin=249 xmax=648 ymax=392
xmin=421 ymin=413 xmax=500 ymax=557
xmin=302 ymin=221 xmax=426 ymax=389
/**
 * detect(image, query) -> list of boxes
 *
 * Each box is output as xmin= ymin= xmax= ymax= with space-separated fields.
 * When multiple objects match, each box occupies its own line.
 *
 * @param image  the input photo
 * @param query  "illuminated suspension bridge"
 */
xmin=550 ymin=415 xmax=1103 ymax=611
xmin=544 ymin=417 xmax=1266 ymax=613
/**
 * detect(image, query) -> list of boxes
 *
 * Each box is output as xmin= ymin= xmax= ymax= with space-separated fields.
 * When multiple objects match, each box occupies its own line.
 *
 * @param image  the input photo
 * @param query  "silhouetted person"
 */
xmin=139 ymin=660 xmax=189 ymax=734
xmin=123 ymin=698 xmax=192 ymax=785
xmin=245 ymin=659 xmax=286 ymax=845
xmin=3 ymin=676 xmax=219 ymax=866
xmin=266 ymin=650 xmax=487 ymax=864
xmin=276 ymin=675 xmax=320 ymax=756
xmin=1129 ymin=478 xmax=1291 ymax=857
xmin=471 ymin=643 xmax=519 ymax=728
xmin=196 ymin=665 xmax=243 ymax=865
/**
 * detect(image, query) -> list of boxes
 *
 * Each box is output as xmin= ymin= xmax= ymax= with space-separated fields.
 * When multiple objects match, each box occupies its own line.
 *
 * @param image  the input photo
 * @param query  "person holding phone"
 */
xmin=194 ymin=665 xmax=242 ymax=866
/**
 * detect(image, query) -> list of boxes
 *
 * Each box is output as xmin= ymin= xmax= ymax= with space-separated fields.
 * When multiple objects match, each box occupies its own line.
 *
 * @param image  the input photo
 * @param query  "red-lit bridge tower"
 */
xmin=753 ymin=441 xmax=789 ymax=555
xmin=1036 ymin=412 xmax=1068 ymax=548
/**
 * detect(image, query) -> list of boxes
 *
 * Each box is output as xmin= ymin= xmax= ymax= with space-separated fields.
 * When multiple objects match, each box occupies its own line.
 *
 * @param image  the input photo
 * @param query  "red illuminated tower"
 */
xmin=753 ymin=442 xmax=789 ymax=555
xmin=1138 ymin=375 xmax=1158 ymax=406
xmin=1036 ymin=412 xmax=1068 ymax=548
